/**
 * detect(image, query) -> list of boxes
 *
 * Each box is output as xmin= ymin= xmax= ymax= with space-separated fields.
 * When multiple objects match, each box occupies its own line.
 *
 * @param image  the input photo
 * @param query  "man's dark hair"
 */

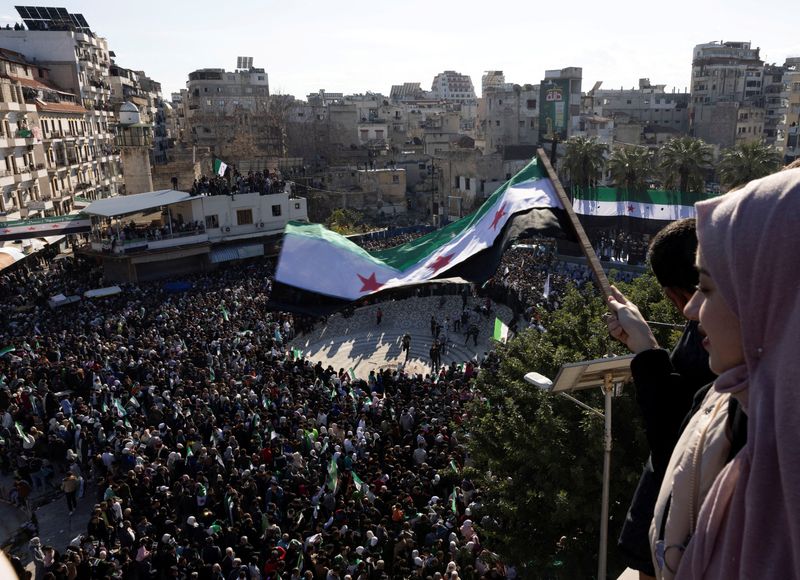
xmin=647 ymin=218 xmax=698 ymax=292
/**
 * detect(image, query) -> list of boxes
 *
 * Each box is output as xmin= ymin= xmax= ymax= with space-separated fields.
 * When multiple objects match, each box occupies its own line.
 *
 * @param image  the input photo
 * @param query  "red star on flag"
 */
xmin=357 ymin=272 xmax=384 ymax=293
xmin=1 ymin=229 xmax=10 ymax=234
xmin=490 ymin=202 xmax=507 ymax=230
xmin=27 ymin=227 xmax=37 ymax=231
xmin=51 ymin=224 xmax=61 ymax=228
xmin=627 ymin=204 xmax=635 ymax=213
xmin=428 ymin=253 xmax=454 ymax=273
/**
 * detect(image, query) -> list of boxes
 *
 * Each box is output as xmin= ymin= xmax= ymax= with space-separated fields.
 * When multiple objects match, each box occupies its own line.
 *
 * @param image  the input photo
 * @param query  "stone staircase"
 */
xmin=290 ymin=295 xmax=510 ymax=378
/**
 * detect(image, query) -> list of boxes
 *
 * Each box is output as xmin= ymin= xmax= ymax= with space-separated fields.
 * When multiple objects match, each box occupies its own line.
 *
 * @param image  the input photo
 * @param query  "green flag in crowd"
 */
xmin=352 ymin=471 xmax=366 ymax=493
xmin=326 ymin=456 xmax=339 ymax=494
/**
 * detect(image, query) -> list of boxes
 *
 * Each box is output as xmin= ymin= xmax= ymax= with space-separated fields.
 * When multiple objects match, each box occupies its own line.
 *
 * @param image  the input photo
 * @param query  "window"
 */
xmin=495 ymin=120 xmax=500 ymax=126
xmin=271 ymin=205 xmax=282 ymax=217
xmin=205 ymin=214 xmax=219 ymax=229
xmin=392 ymin=175 xmax=399 ymax=184
xmin=465 ymin=177 xmax=471 ymax=190
xmin=360 ymin=129 xmax=368 ymax=140
xmin=418 ymin=163 xmax=427 ymax=170
xmin=526 ymin=99 xmax=537 ymax=109
xmin=375 ymin=129 xmax=384 ymax=139
xmin=237 ymin=209 xmax=253 ymax=225
xmin=294 ymin=202 xmax=301 ymax=210
xmin=454 ymin=176 xmax=460 ymax=188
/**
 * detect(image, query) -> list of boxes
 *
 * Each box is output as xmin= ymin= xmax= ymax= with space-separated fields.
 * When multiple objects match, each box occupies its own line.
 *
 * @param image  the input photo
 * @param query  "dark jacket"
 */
xmin=617 ymin=320 xmax=716 ymax=575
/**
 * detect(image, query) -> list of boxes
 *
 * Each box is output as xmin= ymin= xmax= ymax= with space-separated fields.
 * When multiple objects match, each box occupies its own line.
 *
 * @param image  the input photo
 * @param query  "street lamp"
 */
xmin=524 ymin=354 xmax=634 ymax=580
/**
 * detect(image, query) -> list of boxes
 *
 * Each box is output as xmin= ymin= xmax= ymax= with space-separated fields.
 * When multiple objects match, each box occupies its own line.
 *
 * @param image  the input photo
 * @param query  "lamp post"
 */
xmin=524 ymin=356 xmax=632 ymax=580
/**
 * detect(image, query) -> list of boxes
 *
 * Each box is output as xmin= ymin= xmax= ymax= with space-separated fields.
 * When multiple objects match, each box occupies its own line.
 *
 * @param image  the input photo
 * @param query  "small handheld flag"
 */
xmin=213 ymin=158 xmax=228 ymax=177
xmin=493 ymin=318 xmax=510 ymax=344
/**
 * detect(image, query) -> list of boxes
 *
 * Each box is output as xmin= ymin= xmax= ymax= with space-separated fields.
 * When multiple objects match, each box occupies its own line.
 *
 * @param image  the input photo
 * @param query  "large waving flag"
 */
xmin=270 ymin=158 xmax=575 ymax=313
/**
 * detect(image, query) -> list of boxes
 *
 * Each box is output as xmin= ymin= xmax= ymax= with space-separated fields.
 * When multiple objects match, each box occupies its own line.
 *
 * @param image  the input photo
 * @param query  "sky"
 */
xmin=2 ymin=0 xmax=798 ymax=101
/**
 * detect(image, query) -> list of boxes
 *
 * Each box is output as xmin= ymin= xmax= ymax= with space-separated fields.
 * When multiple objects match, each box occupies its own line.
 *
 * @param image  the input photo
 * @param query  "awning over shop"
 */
xmin=0 ymin=247 xmax=26 ymax=271
xmin=82 ymin=189 xmax=192 ymax=218
xmin=209 ymin=244 xmax=265 ymax=264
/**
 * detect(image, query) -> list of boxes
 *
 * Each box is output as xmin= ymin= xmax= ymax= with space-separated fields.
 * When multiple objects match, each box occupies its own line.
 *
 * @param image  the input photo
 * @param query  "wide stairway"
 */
xmin=289 ymin=295 xmax=513 ymax=377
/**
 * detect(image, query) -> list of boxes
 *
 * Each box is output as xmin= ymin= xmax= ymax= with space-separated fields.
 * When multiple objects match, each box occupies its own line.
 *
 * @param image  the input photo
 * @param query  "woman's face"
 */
xmin=683 ymin=247 xmax=744 ymax=375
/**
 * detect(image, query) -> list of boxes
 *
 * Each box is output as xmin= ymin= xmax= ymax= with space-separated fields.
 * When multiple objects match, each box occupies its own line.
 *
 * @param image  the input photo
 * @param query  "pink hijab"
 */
xmin=676 ymin=168 xmax=800 ymax=579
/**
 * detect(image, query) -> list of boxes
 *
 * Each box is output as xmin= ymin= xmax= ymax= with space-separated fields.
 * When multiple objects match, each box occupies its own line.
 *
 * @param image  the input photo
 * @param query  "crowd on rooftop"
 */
xmin=190 ymin=171 xmax=294 ymax=199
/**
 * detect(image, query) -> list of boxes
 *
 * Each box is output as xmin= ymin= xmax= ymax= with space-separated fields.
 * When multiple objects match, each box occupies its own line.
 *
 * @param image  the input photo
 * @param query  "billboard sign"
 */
xmin=539 ymin=79 xmax=571 ymax=143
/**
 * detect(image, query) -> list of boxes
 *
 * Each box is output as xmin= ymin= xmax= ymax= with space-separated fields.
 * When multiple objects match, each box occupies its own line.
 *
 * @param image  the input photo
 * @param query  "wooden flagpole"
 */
xmin=536 ymin=148 xmax=612 ymax=300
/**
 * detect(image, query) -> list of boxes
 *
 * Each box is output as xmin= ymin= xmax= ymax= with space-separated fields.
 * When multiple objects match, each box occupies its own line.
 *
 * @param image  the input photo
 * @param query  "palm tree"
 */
xmin=717 ymin=141 xmax=782 ymax=191
xmin=658 ymin=137 xmax=713 ymax=193
xmin=607 ymin=146 xmax=653 ymax=192
xmin=561 ymin=136 xmax=607 ymax=190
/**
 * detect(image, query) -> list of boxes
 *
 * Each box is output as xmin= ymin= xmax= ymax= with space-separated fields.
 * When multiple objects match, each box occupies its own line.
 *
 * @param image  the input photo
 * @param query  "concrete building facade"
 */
xmin=689 ymin=41 xmax=766 ymax=148
xmin=430 ymin=71 xmax=477 ymax=104
xmin=0 ymin=12 xmax=124 ymax=211
xmin=782 ymin=61 xmax=800 ymax=164
xmin=184 ymin=62 xmax=283 ymax=160
xmin=478 ymin=83 xmax=540 ymax=153
xmin=588 ymin=78 xmax=690 ymax=145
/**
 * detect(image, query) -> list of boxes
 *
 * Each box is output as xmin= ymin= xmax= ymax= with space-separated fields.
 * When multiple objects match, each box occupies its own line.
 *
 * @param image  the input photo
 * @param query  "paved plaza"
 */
xmin=290 ymin=294 xmax=513 ymax=377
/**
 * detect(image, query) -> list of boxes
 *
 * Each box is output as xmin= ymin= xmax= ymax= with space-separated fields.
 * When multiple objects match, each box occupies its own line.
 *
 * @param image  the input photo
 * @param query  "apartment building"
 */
xmin=1 ymin=7 xmax=124 ymax=212
xmin=479 ymin=82 xmax=540 ymax=153
xmin=0 ymin=49 xmax=48 ymax=218
xmin=587 ymin=78 xmax=690 ymax=146
xmin=782 ymin=59 xmax=800 ymax=163
xmin=430 ymin=71 xmax=477 ymax=104
xmin=690 ymin=41 xmax=766 ymax=148
xmin=184 ymin=61 xmax=283 ymax=159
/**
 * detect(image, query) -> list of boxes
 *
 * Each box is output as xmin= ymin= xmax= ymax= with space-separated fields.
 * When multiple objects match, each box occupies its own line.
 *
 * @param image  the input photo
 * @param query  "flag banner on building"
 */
xmin=213 ymin=158 xmax=228 ymax=177
xmin=543 ymin=273 xmax=551 ymax=299
xmin=493 ymin=318 xmax=510 ymax=343
xmin=571 ymin=187 xmax=717 ymax=233
xmin=0 ymin=214 xmax=91 ymax=242
xmin=270 ymin=159 xmax=577 ymax=314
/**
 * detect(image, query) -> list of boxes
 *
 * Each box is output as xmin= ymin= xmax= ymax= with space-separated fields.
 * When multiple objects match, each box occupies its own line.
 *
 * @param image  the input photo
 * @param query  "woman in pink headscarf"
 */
xmin=676 ymin=168 xmax=800 ymax=578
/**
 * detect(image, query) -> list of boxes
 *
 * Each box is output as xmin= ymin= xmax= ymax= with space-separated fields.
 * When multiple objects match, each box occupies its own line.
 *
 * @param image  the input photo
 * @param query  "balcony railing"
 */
xmin=88 ymin=230 xmax=209 ymax=254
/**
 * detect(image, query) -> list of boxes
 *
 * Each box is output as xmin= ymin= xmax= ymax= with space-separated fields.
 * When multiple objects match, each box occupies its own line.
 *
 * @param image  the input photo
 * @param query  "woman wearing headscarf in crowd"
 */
xmin=28 ymin=536 xmax=45 ymax=580
xmin=675 ymin=168 xmax=800 ymax=578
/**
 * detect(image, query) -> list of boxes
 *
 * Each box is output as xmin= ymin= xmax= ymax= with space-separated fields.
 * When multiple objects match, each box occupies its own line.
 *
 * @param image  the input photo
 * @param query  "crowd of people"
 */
xmin=0 ymin=254 xmax=512 ymax=579
xmin=0 ymin=220 xmax=654 ymax=579
xmin=190 ymin=171 xmax=294 ymax=199
xmin=590 ymin=230 xmax=650 ymax=265
xmin=93 ymin=220 xmax=207 ymax=246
